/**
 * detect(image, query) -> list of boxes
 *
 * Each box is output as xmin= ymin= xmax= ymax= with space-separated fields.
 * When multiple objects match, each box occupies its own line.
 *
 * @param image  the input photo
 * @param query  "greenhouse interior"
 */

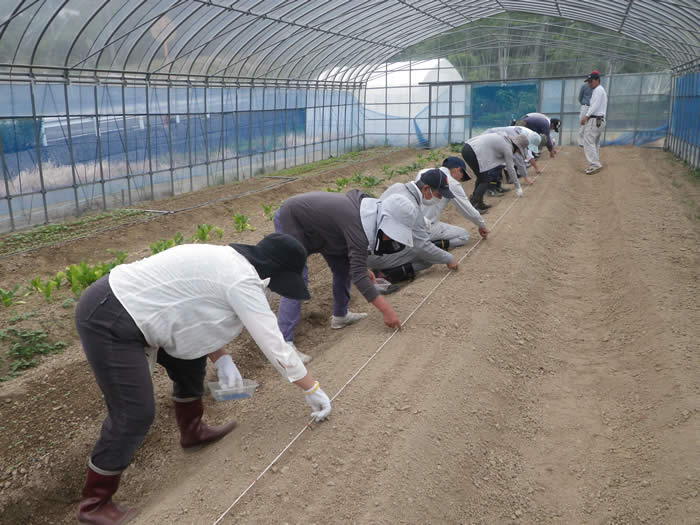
xmin=0 ymin=0 xmax=698 ymax=232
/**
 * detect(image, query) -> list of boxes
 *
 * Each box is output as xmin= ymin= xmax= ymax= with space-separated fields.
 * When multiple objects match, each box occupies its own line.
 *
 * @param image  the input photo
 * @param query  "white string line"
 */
xmin=212 ymin=177 xmax=533 ymax=525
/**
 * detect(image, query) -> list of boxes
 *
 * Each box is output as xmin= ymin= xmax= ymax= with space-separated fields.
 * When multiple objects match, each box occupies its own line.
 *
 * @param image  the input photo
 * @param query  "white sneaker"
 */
xmin=289 ymin=342 xmax=312 ymax=364
xmin=331 ymin=311 xmax=368 ymax=329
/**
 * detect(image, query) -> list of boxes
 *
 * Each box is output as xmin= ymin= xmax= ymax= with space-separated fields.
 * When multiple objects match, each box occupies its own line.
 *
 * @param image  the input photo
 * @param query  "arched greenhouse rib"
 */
xmin=0 ymin=0 xmax=698 ymax=231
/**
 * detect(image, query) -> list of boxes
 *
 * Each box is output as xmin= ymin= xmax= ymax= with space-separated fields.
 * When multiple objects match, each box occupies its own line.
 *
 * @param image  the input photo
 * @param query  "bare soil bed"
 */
xmin=0 ymin=145 xmax=698 ymax=525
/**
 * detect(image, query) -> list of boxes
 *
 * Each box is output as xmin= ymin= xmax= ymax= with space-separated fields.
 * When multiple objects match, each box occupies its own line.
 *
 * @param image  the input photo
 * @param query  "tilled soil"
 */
xmin=0 ymin=146 xmax=698 ymax=525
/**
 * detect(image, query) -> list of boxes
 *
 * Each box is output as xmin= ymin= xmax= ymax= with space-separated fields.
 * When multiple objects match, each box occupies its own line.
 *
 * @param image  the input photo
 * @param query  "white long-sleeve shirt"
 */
xmin=586 ymin=85 xmax=608 ymax=118
xmin=380 ymin=182 xmax=454 ymax=265
xmin=417 ymin=167 xmax=486 ymax=229
xmin=109 ymin=244 xmax=307 ymax=382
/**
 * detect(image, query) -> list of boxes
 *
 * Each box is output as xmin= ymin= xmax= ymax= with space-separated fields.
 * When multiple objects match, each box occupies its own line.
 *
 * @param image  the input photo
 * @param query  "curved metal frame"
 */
xmin=3 ymin=0 xmax=698 ymax=83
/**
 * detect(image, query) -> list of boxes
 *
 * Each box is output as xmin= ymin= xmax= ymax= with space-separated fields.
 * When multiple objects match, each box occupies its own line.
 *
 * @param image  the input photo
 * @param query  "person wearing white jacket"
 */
xmin=367 ymin=169 xmax=459 ymax=284
xmin=417 ymin=157 xmax=489 ymax=251
xmin=581 ymin=70 xmax=608 ymax=174
xmin=74 ymin=234 xmax=331 ymax=525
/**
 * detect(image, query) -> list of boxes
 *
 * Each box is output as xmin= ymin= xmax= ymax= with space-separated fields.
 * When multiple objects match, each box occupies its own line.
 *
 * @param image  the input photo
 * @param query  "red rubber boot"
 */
xmin=77 ymin=468 xmax=137 ymax=525
xmin=174 ymin=398 xmax=237 ymax=448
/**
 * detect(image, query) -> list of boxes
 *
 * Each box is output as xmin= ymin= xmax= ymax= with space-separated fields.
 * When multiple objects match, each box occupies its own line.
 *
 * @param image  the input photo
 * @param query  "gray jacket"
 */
xmin=578 ymin=83 xmax=593 ymax=106
xmin=466 ymin=133 xmax=521 ymax=187
xmin=380 ymin=182 xmax=453 ymax=265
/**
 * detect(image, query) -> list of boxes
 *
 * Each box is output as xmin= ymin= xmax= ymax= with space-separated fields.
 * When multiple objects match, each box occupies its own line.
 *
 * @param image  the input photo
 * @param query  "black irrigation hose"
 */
xmin=0 ymin=176 xmax=297 ymax=259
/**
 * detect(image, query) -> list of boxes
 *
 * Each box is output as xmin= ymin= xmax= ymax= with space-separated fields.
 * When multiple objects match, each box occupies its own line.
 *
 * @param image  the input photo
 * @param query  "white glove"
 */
xmin=516 ymin=187 xmax=524 ymax=197
xmin=304 ymin=382 xmax=331 ymax=422
xmin=214 ymin=354 xmax=242 ymax=388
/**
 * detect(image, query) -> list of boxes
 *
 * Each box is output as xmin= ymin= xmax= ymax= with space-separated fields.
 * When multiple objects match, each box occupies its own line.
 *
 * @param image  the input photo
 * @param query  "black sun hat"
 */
xmin=230 ymin=233 xmax=310 ymax=300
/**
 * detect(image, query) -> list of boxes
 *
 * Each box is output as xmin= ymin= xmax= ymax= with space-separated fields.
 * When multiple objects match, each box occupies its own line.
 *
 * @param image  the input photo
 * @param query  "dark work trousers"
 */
xmin=462 ymin=143 xmax=504 ymax=205
xmin=75 ymin=274 xmax=207 ymax=472
xmin=273 ymin=209 xmax=352 ymax=342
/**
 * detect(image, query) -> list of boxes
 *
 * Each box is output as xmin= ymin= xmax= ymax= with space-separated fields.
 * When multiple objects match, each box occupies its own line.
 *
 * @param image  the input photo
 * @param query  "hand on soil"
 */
xmin=383 ymin=310 xmax=401 ymax=330
xmin=304 ymin=384 xmax=331 ymax=422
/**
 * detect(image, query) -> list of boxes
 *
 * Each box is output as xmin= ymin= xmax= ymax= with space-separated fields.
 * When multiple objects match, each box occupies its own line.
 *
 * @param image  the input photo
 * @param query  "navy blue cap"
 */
xmin=419 ymin=168 xmax=455 ymax=199
xmin=442 ymin=156 xmax=471 ymax=181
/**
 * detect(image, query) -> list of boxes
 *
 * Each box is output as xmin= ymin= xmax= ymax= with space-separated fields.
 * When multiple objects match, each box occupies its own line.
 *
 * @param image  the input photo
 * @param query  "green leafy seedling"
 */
xmin=261 ymin=202 xmax=280 ymax=221
xmin=191 ymin=224 xmax=218 ymax=242
xmin=233 ymin=214 xmax=255 ymax=233
xmin=29 ymin=277 xmax=42 ymax=293
xmin=361 ymin=176 xmax=381 ymax=190
xmin=0 ymin=285 xmax=20 ymax=307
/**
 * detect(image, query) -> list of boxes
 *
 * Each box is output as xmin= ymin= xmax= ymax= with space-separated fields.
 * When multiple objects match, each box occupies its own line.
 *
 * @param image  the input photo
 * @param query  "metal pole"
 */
xmin=0 ymin=128 xmax=15 ymax=231
xmin=283 ymin=82 xmax=289 ymax=169
xmin=558 ymin=78 xmax=565 ymax=146
xmin=360 ymin=85 xmax=365 ymax=151
xmin=304 ymin=85 xmax=309 ymax=164
xmin=311 ymin=82 xmax=316 ymax=162
xmin=427 ymin=83 xmax=433 ymax=148
xmin=220 ymin=85 xmax=225 ymax=183
xmin=468 ymin=83 xmax=473 ymax=140
xmin=692 ymin=73 xmax=698 ymax=167
xmin=121 ymin=82 xmax=133 ymax=205
xmin=63 ymin=76 xmax=80 ymax=214
xmin=634 ymin=74 xmax=643 ymax=145
xmin=167 ymin=82 xmax=175 ymax=196
xmin=187 ymin=83 xmax=193 ymax=192
xmin=234 ymin=85 xmax=240 ymax=180
xmin=248 ymin=86 xmax=253 ymax=179
xmin=383 ymin=62 xmax=388 ymax=147
xmin=261 ymin=85 xmax=266 ymax=173
xmin=204 ymin=83 xmax=210 ymax=186
xmin=145 ymin=80 xmax=154 ymax=200
xmin=320 ymin=83 xmax=326 ymax=160
xmin=29 ymin=78 xmax=49 ymax=224
xmin=93 ymin=83 xmax=107 ymax=210
xmin=336 ymin=85 xmax=341 ymax=155
xmin=447 ymin=84 xmax=453 ymax=145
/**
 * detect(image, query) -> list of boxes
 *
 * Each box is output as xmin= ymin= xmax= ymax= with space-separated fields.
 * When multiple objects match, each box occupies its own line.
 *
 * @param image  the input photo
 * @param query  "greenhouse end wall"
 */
xmin=666 ymin=72 xmax=700 ymax=169
xmin=0 ymin=81 xmax=362 ymax=233
xmin=364 ymin=60 xmax=671 ymax=151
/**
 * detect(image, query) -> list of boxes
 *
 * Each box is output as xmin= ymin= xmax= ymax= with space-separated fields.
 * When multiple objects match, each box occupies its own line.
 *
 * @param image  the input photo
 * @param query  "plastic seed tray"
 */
xmin=208 ymin=379 xmax=258 ymax=401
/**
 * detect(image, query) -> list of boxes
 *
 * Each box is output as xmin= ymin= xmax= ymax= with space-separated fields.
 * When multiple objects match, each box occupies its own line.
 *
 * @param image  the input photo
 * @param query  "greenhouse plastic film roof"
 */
xmin=0 ymin=0 xmax=698 ymax=83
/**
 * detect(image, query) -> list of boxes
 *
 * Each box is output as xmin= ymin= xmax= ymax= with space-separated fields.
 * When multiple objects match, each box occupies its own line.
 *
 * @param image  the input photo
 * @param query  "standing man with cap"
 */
xmin=580 ymin=70 xmax=608 ymax=174
xmin=514 ymin=112 xmax=560 ymax=158
xmin=367 ymin=169 xmax=459 ymax=284
xmin=461 ymin=133 xmax=528 ymax=212
xmin=74 ymin=233 xmax=332 ymax=525
xmin=578 ymin=74 xmax=594 ymax=147
xmin=418 ymin=158 xmax=489 ymax=250
xmin=274 ymin=190 xmax=419 ymax=357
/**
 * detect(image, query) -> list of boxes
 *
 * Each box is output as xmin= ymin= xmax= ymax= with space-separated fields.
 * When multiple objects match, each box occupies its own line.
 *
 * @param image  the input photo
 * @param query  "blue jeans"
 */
xmin=273 ymin=210 xmax=351 ymax=342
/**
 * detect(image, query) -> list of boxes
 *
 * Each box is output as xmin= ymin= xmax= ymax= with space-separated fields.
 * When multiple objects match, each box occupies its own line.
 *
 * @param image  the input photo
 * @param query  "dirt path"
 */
xmin=1 ymin=146 xmax=698 ymax=524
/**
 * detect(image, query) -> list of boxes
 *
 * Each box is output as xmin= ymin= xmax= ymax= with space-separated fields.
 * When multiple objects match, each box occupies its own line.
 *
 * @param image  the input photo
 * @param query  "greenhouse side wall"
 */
xmin=0 ymin=81 xmax=362 ymax=233
xmin=666 ymin=72 xmax=700 ymax=169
